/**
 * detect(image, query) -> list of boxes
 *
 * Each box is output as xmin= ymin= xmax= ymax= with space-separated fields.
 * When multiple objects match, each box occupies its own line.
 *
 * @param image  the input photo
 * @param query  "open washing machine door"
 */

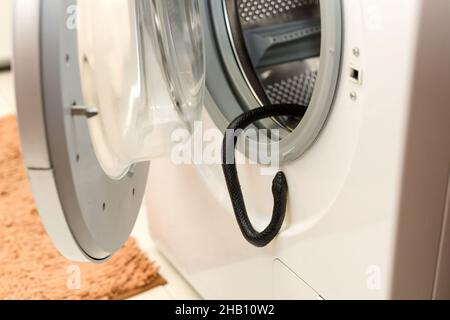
xmin=13 ymin=0 xmax=205 ymax=262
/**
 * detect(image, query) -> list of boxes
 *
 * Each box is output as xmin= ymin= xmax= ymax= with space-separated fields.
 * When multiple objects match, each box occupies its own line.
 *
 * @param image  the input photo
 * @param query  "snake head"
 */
xmin=272 ymin=171 xmax=288 ymax=195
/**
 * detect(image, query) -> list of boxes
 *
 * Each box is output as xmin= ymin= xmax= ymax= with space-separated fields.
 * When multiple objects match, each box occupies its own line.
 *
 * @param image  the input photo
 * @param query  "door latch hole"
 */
xmin=349 ymin=66 xmax=362 ymax=84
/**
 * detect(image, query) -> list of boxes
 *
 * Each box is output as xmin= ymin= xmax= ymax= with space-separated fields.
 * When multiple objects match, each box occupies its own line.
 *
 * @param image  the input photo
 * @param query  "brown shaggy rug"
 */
xmin=0 ymin=115 xmax=166 ymax=300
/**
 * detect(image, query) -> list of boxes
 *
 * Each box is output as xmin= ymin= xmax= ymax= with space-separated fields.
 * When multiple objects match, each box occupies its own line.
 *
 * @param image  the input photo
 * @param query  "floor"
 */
xmin=0 ymin=70 xmax=200 ymax=300
xmin=0 ymin=1 xmax=12 ymax=68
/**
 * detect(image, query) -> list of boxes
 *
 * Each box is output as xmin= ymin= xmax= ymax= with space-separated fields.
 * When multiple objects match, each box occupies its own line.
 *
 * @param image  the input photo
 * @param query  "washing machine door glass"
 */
xmin=13 ymin=0 xmax=204 ymax=262
xmin=79 ymin=0 xmax=205 ymax=179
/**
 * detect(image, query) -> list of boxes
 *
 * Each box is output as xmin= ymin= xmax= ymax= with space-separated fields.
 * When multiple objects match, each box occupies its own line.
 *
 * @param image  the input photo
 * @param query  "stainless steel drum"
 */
xmin=226 ymin=0 xmax=321 ymax=130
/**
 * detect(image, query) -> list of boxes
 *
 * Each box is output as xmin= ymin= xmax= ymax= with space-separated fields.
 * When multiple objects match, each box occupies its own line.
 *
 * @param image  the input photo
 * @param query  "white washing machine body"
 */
xmin=13 ymin=0 xmax=450 ymax=299
xmin=147 ymin=0 xmax=450 ymax=300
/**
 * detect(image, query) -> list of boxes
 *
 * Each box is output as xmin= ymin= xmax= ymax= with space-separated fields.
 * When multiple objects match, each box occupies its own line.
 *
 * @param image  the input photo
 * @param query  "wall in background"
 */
xmin=0 ymin=0 xmax=13 ymax=67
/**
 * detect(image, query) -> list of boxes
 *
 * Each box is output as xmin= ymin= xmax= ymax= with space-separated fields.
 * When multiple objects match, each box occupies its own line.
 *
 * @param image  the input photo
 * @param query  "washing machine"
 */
xmin=13 ymin=0 xmax=450 ymax=300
